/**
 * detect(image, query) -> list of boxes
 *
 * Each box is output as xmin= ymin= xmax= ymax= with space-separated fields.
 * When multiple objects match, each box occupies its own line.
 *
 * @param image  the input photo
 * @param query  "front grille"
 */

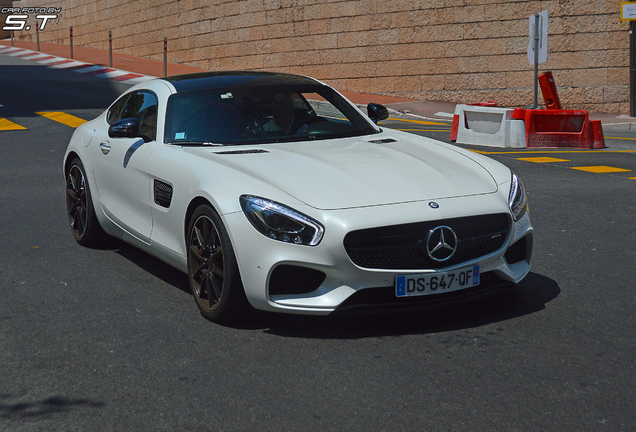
xmin=344 ymin=213 xmax=510 ymax=270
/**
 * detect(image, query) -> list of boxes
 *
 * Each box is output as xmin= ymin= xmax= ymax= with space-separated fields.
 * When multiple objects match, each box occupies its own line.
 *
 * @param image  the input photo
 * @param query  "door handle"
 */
xmin=100 ymin=142 xmax=111 ymax=155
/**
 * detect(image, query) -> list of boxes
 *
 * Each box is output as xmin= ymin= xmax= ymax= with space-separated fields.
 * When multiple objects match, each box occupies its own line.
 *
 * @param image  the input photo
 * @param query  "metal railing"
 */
xmin=12 ymin=26 xmax=171 ymax=76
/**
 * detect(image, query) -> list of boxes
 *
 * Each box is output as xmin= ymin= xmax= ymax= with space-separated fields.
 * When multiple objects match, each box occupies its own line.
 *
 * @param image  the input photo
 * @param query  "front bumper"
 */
xmin=225 ymin=193 xmax=533 ymax=315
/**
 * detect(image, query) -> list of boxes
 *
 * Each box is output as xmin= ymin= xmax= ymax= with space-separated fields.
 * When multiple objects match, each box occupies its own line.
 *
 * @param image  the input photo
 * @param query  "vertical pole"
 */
xmin=36 ymin=21 xmax=40 ymax=51
xmin=109 ymin=30 xmax=113 ymax=67
xmin=163 ymin=37 xmax=167 ymax=77
xmin=70 ymin=26 xmax=73 ymax=59
xmin=631 ymin=21 xmax=636 ymax=117
xmin=10 ymin=30 xmax=14 ymax=46
xmin=533 ymin=13 xmax=539 ymax=109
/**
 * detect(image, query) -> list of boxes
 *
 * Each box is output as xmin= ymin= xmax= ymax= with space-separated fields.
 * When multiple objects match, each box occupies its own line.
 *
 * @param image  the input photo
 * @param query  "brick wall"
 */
xmin=6 ymin=0 xmax=631 ymax=114
xmin=0 ymin=0 xmax=13 ymax=39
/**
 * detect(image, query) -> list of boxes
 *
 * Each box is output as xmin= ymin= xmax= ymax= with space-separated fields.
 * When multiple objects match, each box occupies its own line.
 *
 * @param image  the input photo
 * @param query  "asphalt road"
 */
xmin=1 ymin=53 xmax=635 ymax=431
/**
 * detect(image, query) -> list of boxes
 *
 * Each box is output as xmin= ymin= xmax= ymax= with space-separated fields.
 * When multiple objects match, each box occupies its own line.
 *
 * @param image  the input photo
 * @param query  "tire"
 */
xmin=65 ymin=158 xmax=107 ymax=247
xmin=187 ymin=204 xmax=250 ymax=323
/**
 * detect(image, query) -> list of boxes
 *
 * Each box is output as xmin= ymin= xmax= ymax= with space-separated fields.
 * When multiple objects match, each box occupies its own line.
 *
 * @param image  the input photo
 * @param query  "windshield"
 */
xmin=164 ymin=84 xmax=379 ymax=145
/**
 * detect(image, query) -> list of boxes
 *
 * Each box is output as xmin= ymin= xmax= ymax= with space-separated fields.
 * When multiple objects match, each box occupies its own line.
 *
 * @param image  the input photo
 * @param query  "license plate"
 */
xmin=395 ymin=265 xmax=480 ymax=297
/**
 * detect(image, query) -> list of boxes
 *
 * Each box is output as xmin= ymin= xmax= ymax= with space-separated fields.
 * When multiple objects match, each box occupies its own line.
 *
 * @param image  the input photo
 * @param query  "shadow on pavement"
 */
xmin=0 ymin=394 xmax=106 ymax=421
xmin=110 ymin=240 xmax=191 ymax=296
xmin=104 ymin=236 xmax=559 ymax=339
xmin=0 ymin=65 xmax=129 ymax=118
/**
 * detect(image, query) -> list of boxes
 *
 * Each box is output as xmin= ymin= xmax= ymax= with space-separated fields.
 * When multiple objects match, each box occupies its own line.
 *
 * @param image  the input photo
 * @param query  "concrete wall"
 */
xmin=6 ymin=0 xmax=631 ymax=114
xmin=0 ymin=0 xmax=14 ymax=40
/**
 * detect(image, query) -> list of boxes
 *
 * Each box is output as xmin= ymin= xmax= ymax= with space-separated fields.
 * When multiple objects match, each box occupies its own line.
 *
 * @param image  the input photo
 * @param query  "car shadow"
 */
xmin=101 ymin=238 xmax=559 ymax=338
xmin=103 ymin=238 xmax=192 ymax=296
xmin=256 ymin=272 xmax=560 ymax=339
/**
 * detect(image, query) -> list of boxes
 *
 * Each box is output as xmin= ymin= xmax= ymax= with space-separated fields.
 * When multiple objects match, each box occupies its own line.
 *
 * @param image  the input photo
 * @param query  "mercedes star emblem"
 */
xmin=426 ymin=226 xmax=457 ymax=262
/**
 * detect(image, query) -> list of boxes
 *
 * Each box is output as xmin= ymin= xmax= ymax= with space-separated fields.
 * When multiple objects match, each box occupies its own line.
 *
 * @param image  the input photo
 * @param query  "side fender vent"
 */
xmin=154 ymin=179 xmax=173 ymax=208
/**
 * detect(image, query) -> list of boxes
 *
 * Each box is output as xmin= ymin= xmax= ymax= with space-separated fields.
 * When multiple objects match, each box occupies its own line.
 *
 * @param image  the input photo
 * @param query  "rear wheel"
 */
xmin=65 ymin=158 xmax=106 ymax=246
xmin=187 ymin=205 xmax=250 ymax=323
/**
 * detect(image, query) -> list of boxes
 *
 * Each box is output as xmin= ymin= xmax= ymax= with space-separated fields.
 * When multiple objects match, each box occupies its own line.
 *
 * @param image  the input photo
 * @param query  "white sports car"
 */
xmin=64 ymin=71 xmax=533 ymax=322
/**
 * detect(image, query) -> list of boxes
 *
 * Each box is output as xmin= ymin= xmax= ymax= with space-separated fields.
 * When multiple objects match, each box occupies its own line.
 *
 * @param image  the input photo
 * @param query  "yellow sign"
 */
xmin=620 ymin=1 xmax=636 ymax=21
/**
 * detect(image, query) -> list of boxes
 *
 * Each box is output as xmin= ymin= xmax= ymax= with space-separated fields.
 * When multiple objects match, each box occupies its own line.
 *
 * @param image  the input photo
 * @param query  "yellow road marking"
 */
xmin=0 ymin=117 xmax=27 ymax=130
xmin=35 ymin=111 xmax=87 ymax=128
xmin=471 ymin=149 xmax=636 ymax=155
xmin=387 ymin=117 xmax=449 ymax=126
xmin=630 ymin=177 xmax=636 ymax=180
xmin=394 ymin=129 xmax=452 ymax=132
xmin=517 ymin=157 xmax=570 ymax=163
xmin=571 ymin=166 xmax=631 ymax=173
xmin=605 ymin=136 xmax=636 ymax=140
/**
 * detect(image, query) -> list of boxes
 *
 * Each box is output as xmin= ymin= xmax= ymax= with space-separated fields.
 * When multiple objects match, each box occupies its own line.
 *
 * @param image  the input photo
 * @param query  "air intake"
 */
xmin=367 ymin=138 xmax=397 ymax=144
xmin=153 ymin=180 xmax=173 ymax=208
xmin=213 ymin=149 xmax=269 ymax=155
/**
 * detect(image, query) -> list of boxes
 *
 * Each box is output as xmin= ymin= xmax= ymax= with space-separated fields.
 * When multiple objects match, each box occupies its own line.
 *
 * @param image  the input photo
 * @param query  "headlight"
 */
xmin=240 ymin=195 xmax=324 ymax=246
xmin=508 ymin=172 xmax=528 ymax=221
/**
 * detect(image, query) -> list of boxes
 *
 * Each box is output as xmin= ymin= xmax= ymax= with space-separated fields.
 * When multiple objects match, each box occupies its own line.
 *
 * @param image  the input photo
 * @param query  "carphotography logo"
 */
xmin=2 ymin=7 xmax=61 ymax=31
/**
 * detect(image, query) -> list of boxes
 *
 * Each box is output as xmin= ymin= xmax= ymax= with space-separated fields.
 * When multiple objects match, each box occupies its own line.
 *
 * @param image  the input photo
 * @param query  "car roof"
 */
xmin=162 ymin=71 xmax=322 ymax=93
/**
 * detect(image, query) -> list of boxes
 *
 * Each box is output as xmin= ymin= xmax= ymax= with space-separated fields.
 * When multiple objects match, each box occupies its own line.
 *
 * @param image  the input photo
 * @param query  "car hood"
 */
xmin=189 ymin=134 xmax=498 ymax=210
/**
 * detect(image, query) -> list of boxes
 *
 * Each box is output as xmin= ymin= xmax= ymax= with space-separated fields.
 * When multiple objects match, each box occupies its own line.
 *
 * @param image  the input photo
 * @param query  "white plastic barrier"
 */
xmin=453 ymin=105 xmax=526 ymax=148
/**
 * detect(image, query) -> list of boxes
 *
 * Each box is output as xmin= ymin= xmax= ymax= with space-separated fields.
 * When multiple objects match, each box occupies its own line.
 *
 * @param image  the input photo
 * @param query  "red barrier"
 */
xmin=449 ymin=93 xmax=605 ymax=149
xmin=450 ymin=114 xmax=459 ymax=141
xmin=589 ymin=120 xmax=605 ymax=149
xmin=539 ymin=72 xmax=562 ymax=110
xmin=511 ymin=108 xmax=605 ymax=149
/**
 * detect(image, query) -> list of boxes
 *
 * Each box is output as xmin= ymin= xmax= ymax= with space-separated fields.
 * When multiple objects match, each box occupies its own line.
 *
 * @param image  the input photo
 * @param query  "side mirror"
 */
xmin=109 ymin=118 xmax=145 ymax=140
xmin=367 ymin=103 xmax=389 ymax=124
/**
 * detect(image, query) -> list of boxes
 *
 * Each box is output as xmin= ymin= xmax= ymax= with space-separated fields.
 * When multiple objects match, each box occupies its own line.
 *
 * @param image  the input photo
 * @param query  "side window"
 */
xmin=107 ymin=94 xmax=130 ymax=125
xmin=108 ymin=91 xmax=159 ymax=141
xmin=132 ymin=92 xmax=158 ymax=141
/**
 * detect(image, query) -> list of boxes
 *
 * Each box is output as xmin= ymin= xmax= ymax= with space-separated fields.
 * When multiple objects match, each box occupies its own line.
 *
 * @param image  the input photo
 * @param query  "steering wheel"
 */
xmin=293 ymin=116 xmax=325 ymax=135
xmin=249 ymin=111 xmax=273 ymax=136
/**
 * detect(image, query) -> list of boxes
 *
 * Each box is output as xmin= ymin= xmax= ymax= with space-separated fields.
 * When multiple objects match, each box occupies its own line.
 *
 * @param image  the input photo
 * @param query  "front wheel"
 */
xmin=65 ymin=158 xmax=107 ymax=247
xmin=187 ymin=205 xmax=250 ymax=323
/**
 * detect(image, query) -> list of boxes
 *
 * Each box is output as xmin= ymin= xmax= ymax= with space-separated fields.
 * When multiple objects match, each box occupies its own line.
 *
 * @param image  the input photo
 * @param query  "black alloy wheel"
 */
xmin=187 ymin=205 xmax=249 ymax=322
xmin=65 ymin=158 xmax=105 ymax=246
